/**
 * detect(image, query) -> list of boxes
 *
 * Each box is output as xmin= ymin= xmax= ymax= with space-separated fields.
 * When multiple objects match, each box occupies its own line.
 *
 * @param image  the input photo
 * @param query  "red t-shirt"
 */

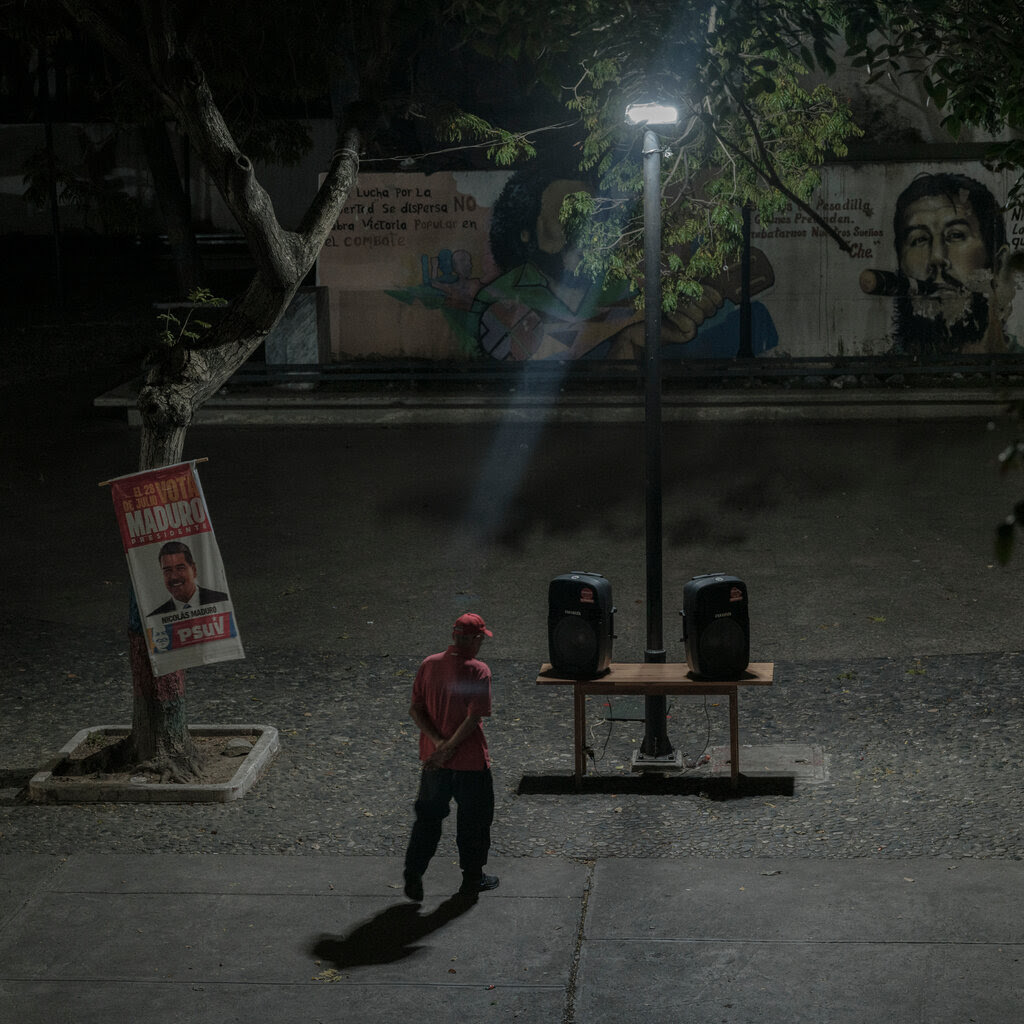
xmin=412 ymin=645 xmax=492 ymax=770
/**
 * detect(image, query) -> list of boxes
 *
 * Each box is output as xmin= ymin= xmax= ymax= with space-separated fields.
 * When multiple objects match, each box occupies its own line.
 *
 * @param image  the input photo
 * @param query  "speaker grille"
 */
xmin=682 ymin=573 xmax=750 ymax=679
xmin=551 ymin=617 xmax=599 ymax=676
xmin=549 ymin=571 xmax=614 ymax=677
xmin=698 ymin=618 xmax=747 ymax=678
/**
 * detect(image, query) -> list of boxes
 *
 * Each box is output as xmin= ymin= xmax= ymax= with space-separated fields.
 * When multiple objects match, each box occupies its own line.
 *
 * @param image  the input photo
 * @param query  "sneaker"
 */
xmin=459 ymin=873 xmax=500 ymax=895
xmin=403 ymin=872 xmax=424 ymax=902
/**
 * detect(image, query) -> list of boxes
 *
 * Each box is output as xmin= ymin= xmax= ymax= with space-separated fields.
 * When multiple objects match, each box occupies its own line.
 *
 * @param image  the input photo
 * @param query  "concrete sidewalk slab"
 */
xmin=3 ymin=855 xmax=1024 ymax=1024
xmin=577 ymin=859 xmax=1024 ymax=1024
xmin=585 ymin=858 xmax=1024 ymax=942
xmin=0 ymin=889 xmax=572 ymax=986
xmin=46 ymin=852 xmax=584 ymax=898
xmin=0 ymin=856 xmax=65 ymax=927
xmin=4 ymin=981 xmax=559 ymax=1024
xmin=0 ymin=854 xmax=583 ymax=1024
xmin=576 ymin=939 xmax=1019 ymax=1023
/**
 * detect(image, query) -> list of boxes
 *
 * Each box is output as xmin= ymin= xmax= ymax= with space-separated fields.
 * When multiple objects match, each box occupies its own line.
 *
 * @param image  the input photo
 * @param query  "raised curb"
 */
xmin=27 ymin=724 xmax=280 ymax=803
xmin=94 ymin=382 xmax=1024 ymax=424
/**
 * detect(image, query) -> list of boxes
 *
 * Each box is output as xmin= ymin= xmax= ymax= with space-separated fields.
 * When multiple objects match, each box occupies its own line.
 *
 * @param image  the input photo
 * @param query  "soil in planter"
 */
xmin=52 ymin=733 xmax=258 ymax=786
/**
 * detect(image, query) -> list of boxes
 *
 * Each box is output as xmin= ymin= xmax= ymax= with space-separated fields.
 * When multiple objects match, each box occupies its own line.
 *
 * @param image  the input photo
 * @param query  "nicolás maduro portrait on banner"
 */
xmin=106 ymin=460 xmax=243 ymax=674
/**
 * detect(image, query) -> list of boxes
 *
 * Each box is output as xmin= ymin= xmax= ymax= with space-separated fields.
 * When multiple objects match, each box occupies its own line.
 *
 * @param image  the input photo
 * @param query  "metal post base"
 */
xmin=630 ymin=748 xmax=685 ymax=773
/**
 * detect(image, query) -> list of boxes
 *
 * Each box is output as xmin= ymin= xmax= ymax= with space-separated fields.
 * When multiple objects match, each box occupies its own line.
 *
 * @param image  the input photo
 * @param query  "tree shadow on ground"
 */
xmin=311 ymin=893 xmax=477 ymax=968
xmin=373 ymin=417 xmax=853 ymax=551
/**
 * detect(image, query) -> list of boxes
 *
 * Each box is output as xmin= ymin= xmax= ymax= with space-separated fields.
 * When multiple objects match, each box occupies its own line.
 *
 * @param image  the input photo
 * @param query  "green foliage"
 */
xmin=442 ymin=112 xmax=538 ymax=166
xmin=461 ymin=1 xmax=865 ymax=311
xmin=848 ymin=1 xmax=1024 ymax=204
xmin=156 ymin=288 xmax=227 ymax=350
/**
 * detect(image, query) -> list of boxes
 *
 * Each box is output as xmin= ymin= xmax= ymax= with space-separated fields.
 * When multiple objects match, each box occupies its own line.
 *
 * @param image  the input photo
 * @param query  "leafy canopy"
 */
xmin=847 ymin=1 xmax=1024 ymax=204
xmin=448 ymin=0 xmax=865 ymax=310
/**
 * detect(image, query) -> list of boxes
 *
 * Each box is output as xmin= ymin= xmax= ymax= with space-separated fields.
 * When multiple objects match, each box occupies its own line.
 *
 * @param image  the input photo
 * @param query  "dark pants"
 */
xmin=404 ymin=767 xmax=494 ymax=879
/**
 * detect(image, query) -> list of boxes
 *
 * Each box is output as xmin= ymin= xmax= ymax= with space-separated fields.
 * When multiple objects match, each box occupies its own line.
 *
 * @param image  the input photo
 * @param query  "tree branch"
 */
xmin=163 ymin=54 xmax=295 ymax=287
xmin=294 ymin=126 xmax=362 ymax=264
xmin=720 ymin=91 xmax=852 ymax=254
xmin=63 ymin=1 xmax=297 ymax=286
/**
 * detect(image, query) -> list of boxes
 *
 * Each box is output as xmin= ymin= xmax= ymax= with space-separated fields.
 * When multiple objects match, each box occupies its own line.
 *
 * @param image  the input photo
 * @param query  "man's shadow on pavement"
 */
xmin=311 ymin=893 xmax=477 ymax=968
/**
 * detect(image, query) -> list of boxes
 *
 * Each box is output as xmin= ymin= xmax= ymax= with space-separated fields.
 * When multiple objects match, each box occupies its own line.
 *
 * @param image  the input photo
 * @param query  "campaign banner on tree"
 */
xmin=107 ymin=461 xmax=244 ymax=674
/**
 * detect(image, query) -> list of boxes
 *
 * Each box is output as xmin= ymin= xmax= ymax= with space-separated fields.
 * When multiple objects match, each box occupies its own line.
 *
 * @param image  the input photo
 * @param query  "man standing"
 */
xmin=403 ymin=613 xmax=499 ymax=901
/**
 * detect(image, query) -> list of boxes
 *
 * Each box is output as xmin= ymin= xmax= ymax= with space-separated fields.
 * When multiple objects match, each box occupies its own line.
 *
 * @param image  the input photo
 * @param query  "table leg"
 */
xmin=574 ymin=685 xmax=585 ymax=787
xmin=729 ymin=689 xmax=739 ymax=788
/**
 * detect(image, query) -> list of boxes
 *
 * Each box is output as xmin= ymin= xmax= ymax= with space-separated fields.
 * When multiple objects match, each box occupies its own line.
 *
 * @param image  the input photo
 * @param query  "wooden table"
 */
xmin=536 ymin=662 xmax=774 ymax=788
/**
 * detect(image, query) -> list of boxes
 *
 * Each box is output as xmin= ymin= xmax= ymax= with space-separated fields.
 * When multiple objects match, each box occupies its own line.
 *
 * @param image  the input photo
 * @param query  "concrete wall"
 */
xmin=317 ymin=163 xmax=1024 ymax=362
xmin=5 ymin=119 xmax=1022 ymax=362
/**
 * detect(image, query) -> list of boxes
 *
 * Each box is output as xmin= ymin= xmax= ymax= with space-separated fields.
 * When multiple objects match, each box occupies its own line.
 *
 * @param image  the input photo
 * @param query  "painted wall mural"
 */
xmin=316 ymin=163 xmax=1024 ymax=363
xmin=859 ymin=170 xmax=1020 ymax=356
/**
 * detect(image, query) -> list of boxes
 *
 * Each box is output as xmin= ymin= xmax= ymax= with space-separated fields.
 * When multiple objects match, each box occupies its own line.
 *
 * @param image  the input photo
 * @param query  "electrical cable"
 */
xmin=586 ymin=695 xmax=715 ymax=774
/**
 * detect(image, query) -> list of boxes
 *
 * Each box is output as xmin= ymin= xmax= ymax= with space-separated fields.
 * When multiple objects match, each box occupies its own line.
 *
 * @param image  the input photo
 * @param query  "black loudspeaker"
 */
xmin=681 ymin=573 xmax=750 ymax=679
xmin=548 ymin=572 xmax=614 ymax=677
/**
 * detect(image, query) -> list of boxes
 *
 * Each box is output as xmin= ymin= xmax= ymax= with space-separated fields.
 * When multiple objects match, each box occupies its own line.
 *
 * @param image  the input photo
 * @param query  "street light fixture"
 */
xmin=624 ymin=102 xmax=680 ymax=128
xmin=624 ymin=101 xmax=683 ymax=770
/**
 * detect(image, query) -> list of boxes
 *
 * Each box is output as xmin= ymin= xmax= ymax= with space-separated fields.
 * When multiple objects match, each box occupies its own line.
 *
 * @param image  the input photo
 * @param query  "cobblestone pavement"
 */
xmin=3 ymin=621 xmax=1022 ymax=861
xmin=2 ymin=400 xmax=1023 ymax=863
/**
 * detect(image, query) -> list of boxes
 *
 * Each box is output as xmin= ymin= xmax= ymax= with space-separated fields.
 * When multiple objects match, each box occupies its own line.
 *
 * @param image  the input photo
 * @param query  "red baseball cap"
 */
xmin=453 ymin=612 xmax=493 ymax=638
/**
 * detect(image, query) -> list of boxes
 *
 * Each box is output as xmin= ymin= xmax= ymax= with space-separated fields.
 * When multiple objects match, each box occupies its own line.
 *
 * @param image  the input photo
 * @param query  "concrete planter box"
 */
xmin=28 ymin=724 xmax=279 ymax=803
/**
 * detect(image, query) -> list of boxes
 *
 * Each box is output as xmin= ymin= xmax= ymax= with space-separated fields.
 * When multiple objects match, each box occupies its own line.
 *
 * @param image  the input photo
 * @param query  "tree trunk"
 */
xmin=59 ymin=2 xmax=365 ymax=781
xmin=125 ymin=269 xmax=315 ymax=779
xmin=123 ymin=588 xmax=199 ymax=779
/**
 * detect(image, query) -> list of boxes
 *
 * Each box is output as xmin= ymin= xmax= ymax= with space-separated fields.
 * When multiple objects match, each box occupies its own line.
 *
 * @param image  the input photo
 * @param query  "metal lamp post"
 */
xmin=625 ymin=102 xmax=682 ymax=768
